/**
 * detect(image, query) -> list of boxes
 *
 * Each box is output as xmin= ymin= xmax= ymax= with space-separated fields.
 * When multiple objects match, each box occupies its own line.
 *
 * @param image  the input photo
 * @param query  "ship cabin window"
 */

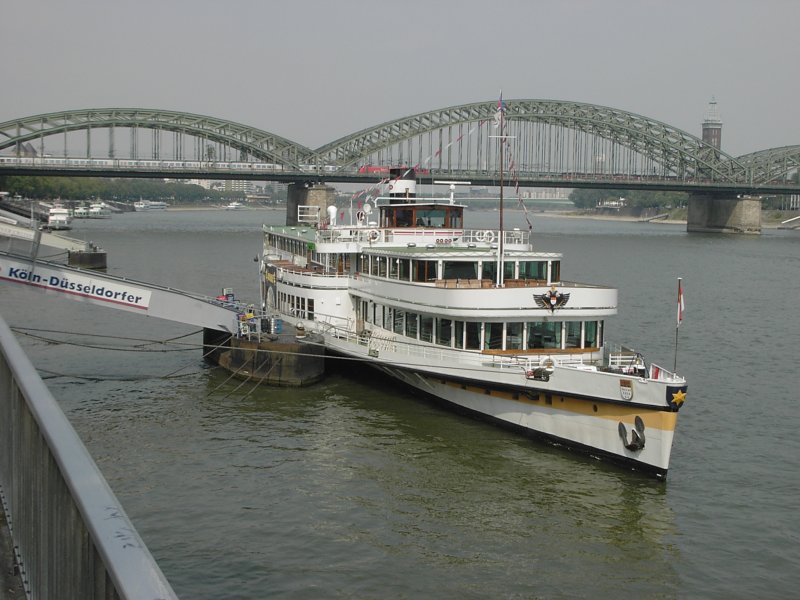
xmin=454 ymin=321 xmax=464 ymax=349
xmin=399 ymin=258 xmax=411 ymax=280
xmin=519 ymin=260 xmax=548 ymax=281
xmin=405 ymin=312 xmax=418 ymax=338
xmin=484 ymin=323 xmax=503 ymax=350
xmin=585 ymin=321 xmax=599 ymax=347
xmin=436 ymin=318 xmax=452 ymax=347
xmin=420 ymin=315 xmax=434 ymax=343
xmin=363 ymin=300 xmax=603 ymax=352
xmin=413 ymin=260 xmax=437 ymax=282
xmin=550 ymin=260 xmax=561 ymax=283
xmin=465 ymin=322 xmax=481 ymax=349
xmin=528 ymin=321 xmax=562 ymax=349
xmin=443 ymin=261 xmax=477 ymax=279
xmin=506 ymin=322 xmax=523 ymax=350
xmin=380 ymin=204 xmax=464 ymax=229
xmin=481 ymin=261 xmax=515 ymax=281
xmin=565 ymin=321 xmax=582 ymax=348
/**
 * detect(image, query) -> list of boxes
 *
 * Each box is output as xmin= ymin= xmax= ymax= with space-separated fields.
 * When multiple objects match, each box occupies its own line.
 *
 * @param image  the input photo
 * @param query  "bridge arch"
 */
xmin=0 ymin=108 xmax=314 ymax=169
xmin=733 ymin=145 xmax=800 ymax=185
xmin=312 ymin=99 xmax=745 ymax=182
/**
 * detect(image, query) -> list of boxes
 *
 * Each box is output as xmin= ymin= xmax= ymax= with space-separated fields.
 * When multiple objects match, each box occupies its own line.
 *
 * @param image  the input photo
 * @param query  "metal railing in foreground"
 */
xmin=0 ymin=314 xmax=177 ymax=600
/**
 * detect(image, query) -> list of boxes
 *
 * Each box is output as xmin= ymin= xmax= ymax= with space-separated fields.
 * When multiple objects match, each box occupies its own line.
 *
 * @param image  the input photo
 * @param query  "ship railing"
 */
xmin=647 ymin=362 xmax=683 ymax=383
xmin=461 ymin=229 xmax=530 ymax=246
xmin=315 ymin=227 xmax=531 ymax=247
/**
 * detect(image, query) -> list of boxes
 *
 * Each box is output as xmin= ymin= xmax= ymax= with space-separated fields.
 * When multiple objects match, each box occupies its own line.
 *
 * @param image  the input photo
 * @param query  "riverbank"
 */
xmin=532 ymin=209 xmax=797 ymax=229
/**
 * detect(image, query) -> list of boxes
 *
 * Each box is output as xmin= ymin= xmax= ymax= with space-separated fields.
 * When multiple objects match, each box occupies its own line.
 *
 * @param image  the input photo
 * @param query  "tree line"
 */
xmin=0 ymin=176 xmax=253 ymax=203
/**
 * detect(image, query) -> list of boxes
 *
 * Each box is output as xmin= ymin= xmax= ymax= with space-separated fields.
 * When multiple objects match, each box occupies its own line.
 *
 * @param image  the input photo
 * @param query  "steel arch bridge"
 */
xmin=0 ymin=108 xmax=313 ymax=168
xmin=0 ymin=102 xmax=798 ymax=192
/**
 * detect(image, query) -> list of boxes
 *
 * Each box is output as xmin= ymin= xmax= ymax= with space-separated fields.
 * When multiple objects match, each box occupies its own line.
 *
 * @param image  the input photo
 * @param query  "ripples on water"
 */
xmin=3 ymin=209 xmax=798 ymax=598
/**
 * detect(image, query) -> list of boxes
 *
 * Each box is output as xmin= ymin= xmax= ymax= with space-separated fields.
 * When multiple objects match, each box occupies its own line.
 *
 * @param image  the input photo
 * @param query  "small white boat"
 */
xmin=225 ymin=201 xmax=245 ymax=210
xmin=47 ymin=205 xmax=72 ymax=230
xmin=88 ymin=202 xmax=112 ymax=219
xmin=134 ymin=200 xmax=168 ymax=211
xmin=73 ymin=206 xmax=90 ymax=218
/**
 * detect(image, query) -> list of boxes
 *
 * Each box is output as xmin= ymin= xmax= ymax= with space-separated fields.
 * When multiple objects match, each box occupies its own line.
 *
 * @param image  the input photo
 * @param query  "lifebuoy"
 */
xmin=483 ymin=230 xmax=495 ymax=243
xmin=368 ymin=229 xmax=380 ymax=242
xmin=475 ymin=230 xmax=486 ymax=242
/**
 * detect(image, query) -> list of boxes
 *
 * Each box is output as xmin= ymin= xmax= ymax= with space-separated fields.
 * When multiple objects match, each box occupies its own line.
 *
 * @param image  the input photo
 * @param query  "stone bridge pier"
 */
xmin=286 ymin=183 xmax=336 ymax=226
xmin=687 ymin=193 xmax=761 ymax=234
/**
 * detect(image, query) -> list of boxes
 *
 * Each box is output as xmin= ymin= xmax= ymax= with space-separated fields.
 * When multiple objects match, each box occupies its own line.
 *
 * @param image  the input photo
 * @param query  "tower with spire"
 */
xmin=702 ymin=97 xmax=722 ymax=158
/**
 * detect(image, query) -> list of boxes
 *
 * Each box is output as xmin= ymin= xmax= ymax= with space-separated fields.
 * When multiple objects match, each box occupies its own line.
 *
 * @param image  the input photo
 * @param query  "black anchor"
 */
xmin=618 ymin=416 xmax=646 ymax=451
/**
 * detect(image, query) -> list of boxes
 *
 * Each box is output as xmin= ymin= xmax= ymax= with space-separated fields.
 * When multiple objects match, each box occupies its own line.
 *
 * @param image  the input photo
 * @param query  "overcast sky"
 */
xmin=2 ymin=0 xmax=798 ymax=158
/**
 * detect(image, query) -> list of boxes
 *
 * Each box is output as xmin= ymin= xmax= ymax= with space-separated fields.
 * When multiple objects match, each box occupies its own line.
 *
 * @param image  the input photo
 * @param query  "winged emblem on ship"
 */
xmin=534 ymin=286 xmax=570 ymax=312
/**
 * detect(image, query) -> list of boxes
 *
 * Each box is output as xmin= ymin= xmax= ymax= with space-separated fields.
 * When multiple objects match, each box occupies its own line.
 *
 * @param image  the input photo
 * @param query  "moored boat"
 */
xmin=88 ymin=202 xmax=112 ymax=218
xmin=225 ymin=201 xmax=245 ymax=210
xmin=134 ymin=200 xmax=168 ymax=211
xmin=258 ymin=169 xmax=687 ymax=478
xmin=46 ymin=205 xmax=72 ymax=230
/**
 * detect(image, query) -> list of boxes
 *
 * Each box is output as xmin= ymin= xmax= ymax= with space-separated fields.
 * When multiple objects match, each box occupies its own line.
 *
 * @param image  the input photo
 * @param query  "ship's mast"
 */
xmin=498 ymin=105 xmax=504 ymax=288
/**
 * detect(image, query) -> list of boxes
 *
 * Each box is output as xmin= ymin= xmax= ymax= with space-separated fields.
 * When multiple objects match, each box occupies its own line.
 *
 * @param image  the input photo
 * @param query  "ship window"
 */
xmin=393 ymin=310 xmax=405 ymax=335
xmin=384 ymin=307 xmax=393 ymax=330
xmin=405 ymin=312 xmax=418 ymax=338
xmin=308 ymin=299 xmax=314 ymax=320
xmin=443 ymin=261 xmax=477 ymax=279
xmin=481 ymin=260 xmax=495 ymax=281
xmin=484 ymin=323 xmax=503 ymax=350
xmin=396 ymin=208 xmax=413 ymax=227
xmin=504 ymin=261 xmax=515 ymax=280
xmin=420 ymin=315 xmax=433 ymax=343
xmin=585 ymin=321 xmax=600 ymax=348
xmin=436 ymin=318 xmax=452 ymax=347
xmin=413 ymin=260 xmax=437 ymax=282
xmin=528 ymin=321 xmax=562 ymax=349
xmin=465 ymin=322 xmax=481 ymax=350
xmin=389 ymin=257 xmax=399 ymax=278
xmin=398 ymin=259 xmax=411 ymax=280
xmin=520 ymin=261 xmax=547 ymax=281
xmin=377 ymin=256 xmax=387 ymax=277
xmin=370 ymin=256 xmax=379 ymax=276
xmin=550 ymin=261 xmax=561 ymax=283
xmin=415 ymin=208 xmax=446 ymax=228
xmin=506 ymin=322 xmax=523 ymax=350
xmin=566 ymin=321 xmax=581 ymax=348
xmin=454 ymin=321 xmax=464 ymax=349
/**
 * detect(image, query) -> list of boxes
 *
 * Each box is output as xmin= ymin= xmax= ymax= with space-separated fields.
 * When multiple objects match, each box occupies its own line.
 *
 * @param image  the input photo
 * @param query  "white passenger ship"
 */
xmin=259 ymin=170 xmax=687 ymax=478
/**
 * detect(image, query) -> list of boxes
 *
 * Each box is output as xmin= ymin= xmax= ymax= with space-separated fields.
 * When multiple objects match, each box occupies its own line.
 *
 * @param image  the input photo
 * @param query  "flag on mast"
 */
xmin=494 ymin=91 xmax=505 ymax=128
xmin=677 ymin=278 xmax=685 ymax=327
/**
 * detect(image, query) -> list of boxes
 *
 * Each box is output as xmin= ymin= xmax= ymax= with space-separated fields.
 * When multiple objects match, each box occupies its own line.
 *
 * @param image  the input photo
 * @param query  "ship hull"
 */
xmin=323 ymin=335 xmax=678 ymax=479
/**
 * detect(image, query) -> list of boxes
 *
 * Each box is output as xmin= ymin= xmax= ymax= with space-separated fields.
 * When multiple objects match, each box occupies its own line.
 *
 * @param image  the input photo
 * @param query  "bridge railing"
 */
xmin=0 ymin=314 xmax=177 ymax=600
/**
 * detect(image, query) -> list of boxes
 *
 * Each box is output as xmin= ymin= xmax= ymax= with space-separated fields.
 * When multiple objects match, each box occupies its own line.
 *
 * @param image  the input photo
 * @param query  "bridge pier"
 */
xmin=687 ymin=193 xmax=761 ymax=234
xmin=286 ymin=183 xmax=335 ymax=226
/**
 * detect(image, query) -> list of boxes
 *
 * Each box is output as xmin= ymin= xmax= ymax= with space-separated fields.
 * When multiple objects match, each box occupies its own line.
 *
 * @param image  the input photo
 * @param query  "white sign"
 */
xmin=0 ymin=257 xmax=151 ymax=310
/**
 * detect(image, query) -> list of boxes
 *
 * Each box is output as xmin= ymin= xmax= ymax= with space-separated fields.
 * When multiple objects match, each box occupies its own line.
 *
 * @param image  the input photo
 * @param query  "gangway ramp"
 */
xmin=0 ymin=250 xmax=240 ymax=333
xmin=0 ymin=218 xmax=96 ymax=254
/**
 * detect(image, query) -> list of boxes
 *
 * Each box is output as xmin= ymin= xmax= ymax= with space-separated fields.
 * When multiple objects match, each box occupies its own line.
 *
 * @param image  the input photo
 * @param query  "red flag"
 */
xmin=677 ymin=278 xmax=685 ymax=327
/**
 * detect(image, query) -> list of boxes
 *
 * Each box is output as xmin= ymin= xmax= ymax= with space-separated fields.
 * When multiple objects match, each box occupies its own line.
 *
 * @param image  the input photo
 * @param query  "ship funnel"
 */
xmin=388 ymin=167 xmax=416 ymax=203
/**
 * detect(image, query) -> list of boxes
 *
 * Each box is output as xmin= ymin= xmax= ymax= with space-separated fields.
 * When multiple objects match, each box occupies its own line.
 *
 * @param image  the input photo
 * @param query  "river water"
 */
xmin=1 ymin=208 xmax=798 ymax=599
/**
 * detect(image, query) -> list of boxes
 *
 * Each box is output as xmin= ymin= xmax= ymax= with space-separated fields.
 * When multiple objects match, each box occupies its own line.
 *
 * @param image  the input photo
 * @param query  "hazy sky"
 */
xmin=2 ymin=0 xmax=798 ymax=157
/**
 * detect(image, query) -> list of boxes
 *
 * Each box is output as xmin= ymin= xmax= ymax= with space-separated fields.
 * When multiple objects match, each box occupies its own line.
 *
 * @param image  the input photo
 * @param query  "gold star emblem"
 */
xmin=671 ymin=389 xmax=686 ymax=407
